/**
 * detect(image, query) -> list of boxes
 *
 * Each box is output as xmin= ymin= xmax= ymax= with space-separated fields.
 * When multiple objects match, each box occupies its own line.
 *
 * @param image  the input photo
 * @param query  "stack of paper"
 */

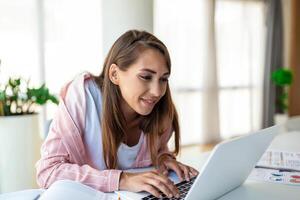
xmin=249 ymin=150 xmax=300 ymax=185
xmin=256 ymin=150 xmax=300 ymax=172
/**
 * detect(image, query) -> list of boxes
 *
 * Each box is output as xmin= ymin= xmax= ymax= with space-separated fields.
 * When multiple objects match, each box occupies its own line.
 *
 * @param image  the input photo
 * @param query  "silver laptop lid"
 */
xmin=186 ymin=125 xmax=279 ymax=200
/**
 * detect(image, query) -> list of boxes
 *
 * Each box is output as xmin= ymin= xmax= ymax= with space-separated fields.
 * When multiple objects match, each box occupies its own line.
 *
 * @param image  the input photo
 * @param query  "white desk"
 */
xmin=1 ymin=131 xmax=299 ymax=200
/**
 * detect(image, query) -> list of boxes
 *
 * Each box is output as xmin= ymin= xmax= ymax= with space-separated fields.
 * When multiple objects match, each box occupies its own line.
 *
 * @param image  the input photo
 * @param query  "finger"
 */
xmin=142 ymin=184 xmax=162 ymax=198
xmin=189 ymin=166 xmax=199 ymax=176
xmin=180 ymin=164 xmax=190 ymax=181
xmin=145 ymin=177 xmax=174 ymax=198
xmin=157 ymin=164 xmax=168 ymax=176
xmin=166 ymin=161 xmax=184 ymax=182
xmin=145 ymin=172 xmax=179 ymax=198
xmin=150 ymin=172 xmax=179 ymax=195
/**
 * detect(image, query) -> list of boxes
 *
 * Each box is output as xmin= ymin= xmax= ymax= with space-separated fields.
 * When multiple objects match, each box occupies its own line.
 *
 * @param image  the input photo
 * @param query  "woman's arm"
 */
xmin=36 ymin=129 xmax=122 ymax=192
xmin=35 ymin=73 xmax=122 ymax=192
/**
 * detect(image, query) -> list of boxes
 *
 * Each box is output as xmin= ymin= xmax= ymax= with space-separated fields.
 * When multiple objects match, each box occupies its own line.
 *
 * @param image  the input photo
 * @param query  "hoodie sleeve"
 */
xmin=35 ymin=73 xmax=122 ymax=192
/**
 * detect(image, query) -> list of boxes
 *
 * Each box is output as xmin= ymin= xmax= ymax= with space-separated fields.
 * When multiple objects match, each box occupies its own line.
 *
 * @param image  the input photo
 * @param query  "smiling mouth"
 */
xmin=140 ymin=98 xmax=157 ymax=107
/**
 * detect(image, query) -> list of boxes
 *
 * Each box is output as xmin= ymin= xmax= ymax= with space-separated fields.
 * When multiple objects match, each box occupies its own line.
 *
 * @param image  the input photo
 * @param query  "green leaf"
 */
xmin=49 ymin=95 xmax=59 ymax=105
xmin=3 ymin=104 xmax=11 ymax=115
xmin=28 ymin=84 xmax=58 ymax=105
xmin=0 ymin=90 xmax=5 ymax=101
xmin=1 ymin=77 xmax=58 ymax=115
xmin=271 ymin=68 xmax=293 ymax=86
xmin=8 ymin=78 xmax=21 ymax=88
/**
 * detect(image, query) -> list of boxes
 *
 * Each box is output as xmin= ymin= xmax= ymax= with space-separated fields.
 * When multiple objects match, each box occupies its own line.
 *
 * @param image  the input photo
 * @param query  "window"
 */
xmin=154 ymin=0 xmax=266 ymax=144
xmin=0 ymin=0 xmax=40 ymax=85
xmin=154 ymin=0 xmax=208 ymax=144
xmin=1 ymin=0 xmax=266 ymax=142
xmin=215 ymin=0 xmax=266 ymax=137
xmin=43 ymin=0 xmax=103 ymax=118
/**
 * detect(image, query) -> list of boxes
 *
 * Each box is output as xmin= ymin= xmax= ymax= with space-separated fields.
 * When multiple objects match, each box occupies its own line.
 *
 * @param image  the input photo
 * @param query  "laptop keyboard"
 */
xmin=142 ymin=176 xmax=197 ymax=200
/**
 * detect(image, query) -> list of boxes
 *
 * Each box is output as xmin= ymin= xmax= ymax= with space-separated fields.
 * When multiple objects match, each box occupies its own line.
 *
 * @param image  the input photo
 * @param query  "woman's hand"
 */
xmin=157 ymin=154 xmax=199 ymax=182
xmin=119 ymin=170 xmax=180 ymax=198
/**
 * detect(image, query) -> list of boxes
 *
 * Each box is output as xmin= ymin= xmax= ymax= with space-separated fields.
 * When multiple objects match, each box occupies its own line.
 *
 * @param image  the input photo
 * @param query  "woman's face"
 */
xmin=111 ymin=49 xmax=169 ymax=118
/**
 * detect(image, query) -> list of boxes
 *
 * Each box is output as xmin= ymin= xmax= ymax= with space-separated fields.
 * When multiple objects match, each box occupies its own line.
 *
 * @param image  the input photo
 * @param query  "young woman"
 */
xmin=36 ymin=30 xmax=198 ymax=198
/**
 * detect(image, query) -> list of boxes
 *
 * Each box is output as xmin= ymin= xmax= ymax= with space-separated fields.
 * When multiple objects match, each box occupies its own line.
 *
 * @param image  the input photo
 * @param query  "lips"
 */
xmin=140 ymin=98 xmax=157 ymax=107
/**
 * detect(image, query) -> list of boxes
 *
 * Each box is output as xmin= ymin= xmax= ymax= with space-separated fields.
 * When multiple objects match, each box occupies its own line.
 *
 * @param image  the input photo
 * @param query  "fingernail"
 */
xmin=176 ymin=193 xmax=180 ymax=198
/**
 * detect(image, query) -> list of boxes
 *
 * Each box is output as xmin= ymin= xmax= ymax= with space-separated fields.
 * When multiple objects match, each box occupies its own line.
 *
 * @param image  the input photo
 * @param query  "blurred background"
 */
xmin=0 ymin=0 xmax=300 ymax=193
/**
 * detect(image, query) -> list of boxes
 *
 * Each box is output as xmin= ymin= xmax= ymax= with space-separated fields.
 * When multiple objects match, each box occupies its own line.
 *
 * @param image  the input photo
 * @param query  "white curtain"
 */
xmin=155 ymin=0 xmax=266 ymax=145
xmin=0 ymin=0 xmax=41 ymax=85
xmin=154 ymin=0 xmax=221 ymax=144
xmin=42 ymin=0 xmax=103 ymax=119
xmin=215 ymin=0 xmax=266 ymax=138
xmin=201 ymin=0 xmax=221 ymax=144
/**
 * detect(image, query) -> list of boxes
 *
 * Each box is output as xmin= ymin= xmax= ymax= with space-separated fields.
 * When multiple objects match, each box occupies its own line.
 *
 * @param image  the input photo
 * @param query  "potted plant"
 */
xmin=0 ymin=75 xmax=58 ymax=193
xmin=0 ymin=77 xmax=58 ymax=116
xmin=271 ymin=68 xmax=293 ymax=124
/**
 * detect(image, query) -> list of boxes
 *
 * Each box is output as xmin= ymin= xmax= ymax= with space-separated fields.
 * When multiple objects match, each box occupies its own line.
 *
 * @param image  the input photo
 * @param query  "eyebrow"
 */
xmin=140 ymin=68 xmax=170 ymax=76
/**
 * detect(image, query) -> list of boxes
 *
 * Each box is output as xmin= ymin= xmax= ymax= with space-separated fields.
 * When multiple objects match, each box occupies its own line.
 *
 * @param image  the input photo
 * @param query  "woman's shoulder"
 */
xmin=84 ymin=76 xmax=101 ymax=94
xmin=60 ymin=72 xmax=93 ymax=99
xmin=57 ymin=72 xmax=95 ymax=131
xmin=71 ymin=71 xmax=97 ymax=90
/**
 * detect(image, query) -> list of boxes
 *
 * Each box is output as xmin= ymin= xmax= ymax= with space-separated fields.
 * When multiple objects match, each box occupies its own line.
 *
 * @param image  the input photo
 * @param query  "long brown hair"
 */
xmin=94 ymin=30 xmax=180 ymax=169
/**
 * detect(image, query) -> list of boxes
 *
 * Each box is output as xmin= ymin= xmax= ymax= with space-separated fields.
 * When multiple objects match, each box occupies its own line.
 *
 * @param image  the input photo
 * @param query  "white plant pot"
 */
xmin=0 ymin=114 xmax=42 ymax=193
xmin=274 ymin=113 xmax=289 ymax=133
xmin=274 ymin=113 xmax=289 ymax=125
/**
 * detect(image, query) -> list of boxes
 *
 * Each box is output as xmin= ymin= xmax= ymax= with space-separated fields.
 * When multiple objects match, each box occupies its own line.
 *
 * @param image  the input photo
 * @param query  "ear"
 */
xmin=108 ymin=63 xmax=120 ymax=85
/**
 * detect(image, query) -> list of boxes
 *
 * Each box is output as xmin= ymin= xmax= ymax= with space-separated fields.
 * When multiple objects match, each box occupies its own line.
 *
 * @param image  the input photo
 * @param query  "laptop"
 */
xmin=115 ymin=125 xmax=279 ymax=200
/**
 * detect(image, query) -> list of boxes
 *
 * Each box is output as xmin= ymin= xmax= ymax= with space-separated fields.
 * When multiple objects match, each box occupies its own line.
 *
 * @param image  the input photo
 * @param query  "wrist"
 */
xmin=119 ymin=172 xmax=129 ymax=190
xmin=158 ymin=153 xmax=175 ymax=165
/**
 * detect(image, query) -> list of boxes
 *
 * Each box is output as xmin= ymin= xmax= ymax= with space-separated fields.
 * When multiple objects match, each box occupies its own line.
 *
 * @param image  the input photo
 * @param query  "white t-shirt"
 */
xmin=83 ymin=79 xmax=143 ymax=170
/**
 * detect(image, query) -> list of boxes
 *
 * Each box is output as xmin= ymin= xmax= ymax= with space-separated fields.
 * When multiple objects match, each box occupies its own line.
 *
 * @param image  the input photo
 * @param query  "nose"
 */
xmin=149 ymin=81 xmax=164 ymax=98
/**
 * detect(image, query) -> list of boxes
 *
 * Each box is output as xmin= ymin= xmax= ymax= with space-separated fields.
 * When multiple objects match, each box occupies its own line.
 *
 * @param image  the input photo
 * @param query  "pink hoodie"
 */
xmin=35 ymin=72 xmax=174 ymax=192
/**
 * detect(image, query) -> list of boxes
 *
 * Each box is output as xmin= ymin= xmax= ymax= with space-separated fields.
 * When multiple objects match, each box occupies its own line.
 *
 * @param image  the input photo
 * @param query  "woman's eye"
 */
xmin=140 ymin=75 xmax=152 ymax=81
xmin=161 ymin=78 xmax=169 ymax=82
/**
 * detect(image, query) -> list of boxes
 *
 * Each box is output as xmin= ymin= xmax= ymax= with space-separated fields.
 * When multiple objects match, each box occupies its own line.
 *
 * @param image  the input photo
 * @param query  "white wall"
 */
xmin=101 ymin=0 xmax=153 ymax=56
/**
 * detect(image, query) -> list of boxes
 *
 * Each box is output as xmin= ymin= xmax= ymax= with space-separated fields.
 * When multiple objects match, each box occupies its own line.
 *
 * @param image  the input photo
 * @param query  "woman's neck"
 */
xmin=119 ymin=98 xmax=140 ymax=126
xmin=121 ymin=108 xmax=142 ymax=146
